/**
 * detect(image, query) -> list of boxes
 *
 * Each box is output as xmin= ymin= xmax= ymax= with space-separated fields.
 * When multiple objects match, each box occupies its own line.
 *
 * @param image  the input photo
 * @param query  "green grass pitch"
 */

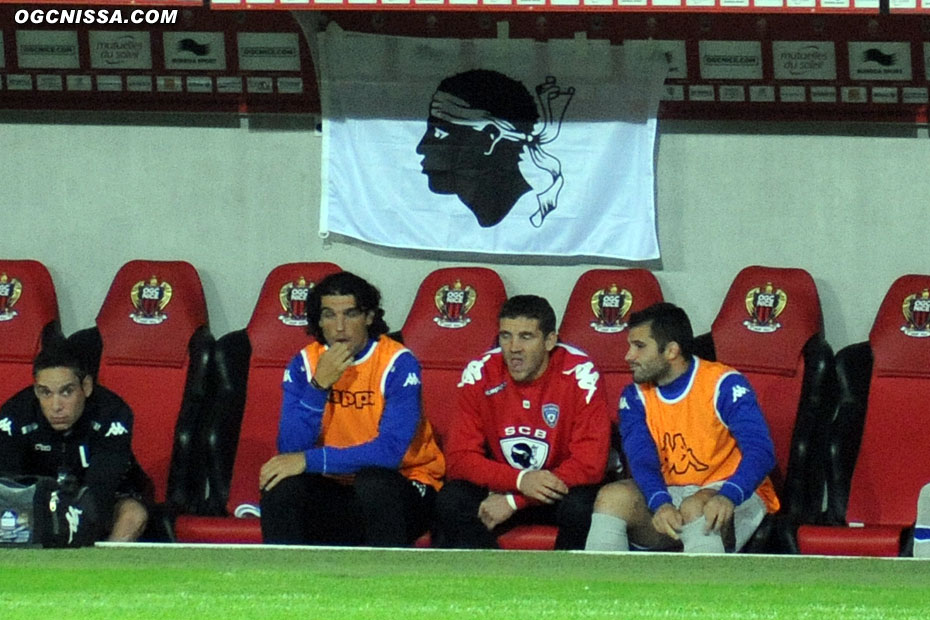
xmin=1 ymin=546 xmax=929 ymax=619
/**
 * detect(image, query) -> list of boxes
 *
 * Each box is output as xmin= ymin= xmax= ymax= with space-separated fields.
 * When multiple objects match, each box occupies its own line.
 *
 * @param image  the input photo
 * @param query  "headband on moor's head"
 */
xmin=429 ymin=76 xmax=574 ymax=227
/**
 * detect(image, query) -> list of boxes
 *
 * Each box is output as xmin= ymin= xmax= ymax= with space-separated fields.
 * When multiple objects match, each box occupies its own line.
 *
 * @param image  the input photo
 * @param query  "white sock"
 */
xmin=914 ymin=482 xmax=930 ymax=558
xmin=585 ymin=513 xmax=629 ymax=551
xmin=680 ymin=516 xmax=725 ymax=554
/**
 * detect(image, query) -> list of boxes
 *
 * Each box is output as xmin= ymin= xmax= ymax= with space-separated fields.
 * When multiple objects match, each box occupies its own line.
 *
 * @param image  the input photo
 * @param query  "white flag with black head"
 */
xmin=318 ymin=24 xmax=668 ymax=260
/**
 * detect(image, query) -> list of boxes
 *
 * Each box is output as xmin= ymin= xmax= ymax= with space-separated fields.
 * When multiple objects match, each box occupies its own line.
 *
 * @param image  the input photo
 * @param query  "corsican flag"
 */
xmin=317 ymin=24 xmax=668 ymax=260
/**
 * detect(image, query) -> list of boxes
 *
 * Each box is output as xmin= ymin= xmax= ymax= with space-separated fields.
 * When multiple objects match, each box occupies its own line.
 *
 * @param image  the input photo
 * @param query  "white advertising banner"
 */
xmin=163 ymin=32 xmax=227 ymax=71
xmin=848 ymin=42 xmax=912 ymax=82
xmin=16 ymin=30 xmax=80 ymax=70
xmin=90 ymin=31 xmax=152 ymax=70
xmin=772 ymin=41 xmax=837 ymax=81
xmin=237 ymin=32 xmax=301 ymax=72
xmin=925 ymin=43 xmax=930 ymax=82
xmin=699 ymin=41 xmax=763 ymax=80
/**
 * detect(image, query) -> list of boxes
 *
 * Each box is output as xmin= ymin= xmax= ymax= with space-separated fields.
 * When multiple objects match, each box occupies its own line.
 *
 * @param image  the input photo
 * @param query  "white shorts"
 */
xmin=667 ymin=482 xmax=767 ymax=552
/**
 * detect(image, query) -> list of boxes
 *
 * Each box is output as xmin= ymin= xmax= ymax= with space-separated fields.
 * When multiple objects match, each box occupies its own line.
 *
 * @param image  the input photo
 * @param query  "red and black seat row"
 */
xmin=5 ymin=257 xmax=928 ymax=555
xmin=1 ymin=259 xmax=212 ymax=541
xmin=173 ymin=263 xmax=832 ymax=553
xmin=797 ymin=275 xmax=930 ymax=556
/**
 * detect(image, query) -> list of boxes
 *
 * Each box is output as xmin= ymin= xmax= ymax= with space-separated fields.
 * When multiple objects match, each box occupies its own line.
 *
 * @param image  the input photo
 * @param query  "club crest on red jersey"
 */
xmin=278 ymin=276 xmax=314 ymax=327
xmin=901 ymin=288 xmax=930 ymax=338
xmin=434 ymin=279 xmax=476 ymax=329
xmin=542 ymin=403 xmax=560 ymax=428
xmin=590 ymin=284 xmax=632 ymax=333
xmin=0 ymin=273 xmax=23 ymax=322
xmin=743 ymin=282 xmax=786 ymax=333
xmin=130 ymin=276 xmax=172 ymax=325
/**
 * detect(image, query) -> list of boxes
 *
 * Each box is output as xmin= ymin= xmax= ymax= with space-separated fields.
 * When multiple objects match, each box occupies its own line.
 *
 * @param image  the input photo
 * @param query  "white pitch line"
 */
xmin=93 ymin=541 xmax=927 ymax=561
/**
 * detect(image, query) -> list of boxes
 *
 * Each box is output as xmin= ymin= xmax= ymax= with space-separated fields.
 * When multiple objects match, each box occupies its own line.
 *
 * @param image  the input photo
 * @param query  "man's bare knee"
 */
xmin=108 ymin=498 xmax=148 ymax=542
xmin=679 ymin=489 xmax=716 ymax=523
xmin=593 ymin=480 xmax=645 ymax=521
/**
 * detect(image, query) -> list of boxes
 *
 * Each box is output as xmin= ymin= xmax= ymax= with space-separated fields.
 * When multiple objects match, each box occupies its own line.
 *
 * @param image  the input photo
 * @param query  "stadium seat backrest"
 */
xmin=223 ymin=262 xmax=342 ymax=516
xmin=95 ymin=260 xmax=209 ymax=505
xmin=0 ymin=260 xmax=60 ymax=405
xmin=558 ymin=269 xmax=664 ymax=408
xmin=710 ymin=265 xmax=824 ymax=493
xmin=845 ymin=274 xmax=930 ymax=527
xmin=400 ymin=267 xmax=507 ymax=444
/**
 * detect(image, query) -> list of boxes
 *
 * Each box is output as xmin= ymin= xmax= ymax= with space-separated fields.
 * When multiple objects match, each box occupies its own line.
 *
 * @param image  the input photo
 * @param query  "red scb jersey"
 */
xmin=446 ymin=344 xmax=611 ymax=507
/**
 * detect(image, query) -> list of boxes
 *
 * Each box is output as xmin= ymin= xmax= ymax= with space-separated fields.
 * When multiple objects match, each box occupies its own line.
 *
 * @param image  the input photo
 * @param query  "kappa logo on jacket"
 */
xmin=105 ymin=422 xmax=129 ymax=437
xmin=457 ymin=353 xmax=493 ymax=388
xmin=66 ymin=505 xmax=83 ymax=545
xmin=0 ymin=417 xmax=11 ymax=436
xmin=731 ymin=385 xmax=749 ymax=403
xmin=562 ymin=361 xmax=599 ymax=404
xmin=328 ymin=389 xmax=375 ymax=409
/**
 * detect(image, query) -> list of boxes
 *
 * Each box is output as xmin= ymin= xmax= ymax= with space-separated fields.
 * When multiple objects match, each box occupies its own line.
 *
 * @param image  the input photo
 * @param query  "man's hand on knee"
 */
xmin=702 ymin=494 xmax=734 ymax=534
xmin=651 ymin=503 xmax=683 ymax=540
xmin=260 ymin=452 xmax=307 ymax=492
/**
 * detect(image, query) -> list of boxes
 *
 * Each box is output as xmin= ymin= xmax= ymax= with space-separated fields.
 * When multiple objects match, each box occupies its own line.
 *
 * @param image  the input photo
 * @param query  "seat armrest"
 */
xmin=824 ymin=341 xmax=873 ymax=524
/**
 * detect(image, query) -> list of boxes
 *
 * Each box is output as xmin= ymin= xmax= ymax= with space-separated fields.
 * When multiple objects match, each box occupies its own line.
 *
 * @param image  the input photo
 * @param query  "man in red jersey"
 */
xmin=435 ymin=295 xmax=611 ymax=549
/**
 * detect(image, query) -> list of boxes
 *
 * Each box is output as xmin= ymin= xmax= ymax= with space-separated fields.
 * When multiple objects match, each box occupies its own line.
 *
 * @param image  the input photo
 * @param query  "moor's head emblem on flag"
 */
xmin=433 ymin=279 xmax=477 ymax=329
xmin=0 ymin=273 xmax=23 ymax=322
xmin=279 ymin=277 xmax=314 ymax=327
xmin=417 ymin=69 xmax=574 ymax=229
xmin=590 ymin=284 xmax=633 ymax=334
xmin=901 ymin=288 xmax=930 ymax=338
xmin=130 ymin=276 xmax=172 ymax=325
xmin=743 ymin=282 xmax=787 ymax=333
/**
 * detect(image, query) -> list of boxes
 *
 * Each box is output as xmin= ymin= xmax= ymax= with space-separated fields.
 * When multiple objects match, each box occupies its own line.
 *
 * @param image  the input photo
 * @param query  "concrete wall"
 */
xmin=3 ymin=112 xmax=928 ymax=351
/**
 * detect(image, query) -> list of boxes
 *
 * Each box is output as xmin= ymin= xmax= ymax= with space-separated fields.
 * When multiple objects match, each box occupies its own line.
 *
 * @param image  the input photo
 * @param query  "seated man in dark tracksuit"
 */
xmin=0 ymin=340 xmax=152 ymax=542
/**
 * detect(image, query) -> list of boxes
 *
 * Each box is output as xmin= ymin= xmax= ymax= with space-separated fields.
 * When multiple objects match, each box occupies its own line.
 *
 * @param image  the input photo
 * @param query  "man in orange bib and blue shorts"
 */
xmin=585 ymin=302 xmax=778 ymax=553
xmin=259 ymin=272 xmax=444 ymax=547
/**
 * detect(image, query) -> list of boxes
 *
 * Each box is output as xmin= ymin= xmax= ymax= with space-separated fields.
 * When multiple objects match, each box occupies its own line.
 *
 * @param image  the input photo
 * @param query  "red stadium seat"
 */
xmin=558 ymin=268 xmax=664 ymax=497
xmin=798 ymin=274 xmax=930 ymax=556
xmin=174 ymin=262 xmax=341 ymax=544
xmin=400 ymin=267 xmax=507 ymax=446
xmin=401 ymin=267 xmax=512 ymax=548
xmin=702 ymin=266 xmax=835 ymax=552
xmin=558 ymin=269 xmax=664 ymax=410
xmin=70 ymin=260 xmax=213 ymax=516
xmin=0 ymin=260 xmax=61 ymax=405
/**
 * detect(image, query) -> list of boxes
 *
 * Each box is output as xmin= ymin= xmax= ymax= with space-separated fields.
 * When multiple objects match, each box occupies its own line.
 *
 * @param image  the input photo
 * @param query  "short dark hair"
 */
xmin=498 ymin=295 xmax=557 ymax=336
xmin=33 ymin=338 xmax=88 ymax=383
xmin=628 ymin=302 xmax=694 ymax=360
xmin=436 ymin=70 xmax=539 ymax=135
xmin=305 ymin=271 xmax=389 ymax=341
